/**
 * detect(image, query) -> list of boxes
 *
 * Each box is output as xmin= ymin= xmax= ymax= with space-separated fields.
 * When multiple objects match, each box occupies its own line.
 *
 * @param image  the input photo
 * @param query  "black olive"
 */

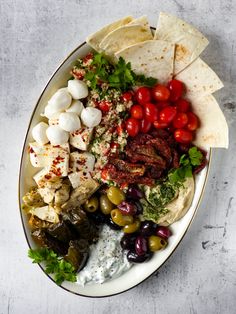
xmin=120 ymin=234 xmax=137 ymax=250
xmin=127 ymin=250 xmax=153 ymax=263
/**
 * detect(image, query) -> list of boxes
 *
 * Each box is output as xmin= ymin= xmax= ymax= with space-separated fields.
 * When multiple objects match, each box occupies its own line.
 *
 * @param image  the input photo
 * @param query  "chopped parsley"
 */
xmin=84 ymin=53 xmax=157 ymax=93
xmin=168 ymin=147 xmax=203 ymax=183
xmin=28 ymin=248 xmax=77 ymax=285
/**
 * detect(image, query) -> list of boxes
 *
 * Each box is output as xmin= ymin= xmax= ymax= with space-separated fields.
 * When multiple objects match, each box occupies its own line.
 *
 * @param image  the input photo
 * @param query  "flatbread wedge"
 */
xmin=175 ymin=57 xmax=224 ymax=98
xmin=115 ymin=40 xmax=175 ymax=84
xmin=99 ymin=24 xmax=153 ymax=59
xmin=128 ymin=15 xmax=149 ymax=28
xmin=86 ymin=16 xmax=133 ymax=52
xmin=154 ymin=12 xmax=209 ymax=75
xmin=188 ymin=94 xmax=228 ymax=149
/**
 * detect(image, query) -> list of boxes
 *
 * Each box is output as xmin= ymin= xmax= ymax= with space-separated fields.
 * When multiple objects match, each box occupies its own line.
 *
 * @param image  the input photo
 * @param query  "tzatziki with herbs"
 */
xmin=77 ymin=225 xmax=131 ymax=286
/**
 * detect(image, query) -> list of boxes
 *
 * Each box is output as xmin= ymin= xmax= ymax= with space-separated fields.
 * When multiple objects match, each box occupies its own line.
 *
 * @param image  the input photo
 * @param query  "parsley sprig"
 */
xmin=168 ymin=147 xmax=203 ymax=183
xmin=84 ymin=53 xmax=157 ymax=92
xmin=28 ymin=248 xmax=77 ymax=285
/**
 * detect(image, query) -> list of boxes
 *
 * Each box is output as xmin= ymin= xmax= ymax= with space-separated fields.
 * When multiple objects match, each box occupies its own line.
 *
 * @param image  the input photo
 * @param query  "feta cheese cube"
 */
xmin=29 ymin=142 xmax=70 ymax=176
xmin=33 ymin=167 xmax=62 ymax=189
xmin=70 ymin=127 xmax=93 ymax=150
xmin=68 ymin=152 xmax=95 ymax=188
xmin=69 ymin=151 xmax=95 ymax=173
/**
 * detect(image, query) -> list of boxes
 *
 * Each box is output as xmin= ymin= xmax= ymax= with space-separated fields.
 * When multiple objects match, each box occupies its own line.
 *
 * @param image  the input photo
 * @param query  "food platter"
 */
xmin=18 ymin=39 xmax=211 ymax=297
xmin=19 ymin=12 xmax=228 ymax=297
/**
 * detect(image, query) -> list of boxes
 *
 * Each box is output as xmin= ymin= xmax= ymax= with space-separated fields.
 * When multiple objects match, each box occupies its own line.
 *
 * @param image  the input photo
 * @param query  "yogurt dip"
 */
xmin=77 ymin=224 xmax=131 ymax=285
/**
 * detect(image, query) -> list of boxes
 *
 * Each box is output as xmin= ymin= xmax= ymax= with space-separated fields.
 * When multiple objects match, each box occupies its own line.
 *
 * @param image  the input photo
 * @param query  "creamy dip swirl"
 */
xmin=77 ymin=225 xmax=131 ymax=285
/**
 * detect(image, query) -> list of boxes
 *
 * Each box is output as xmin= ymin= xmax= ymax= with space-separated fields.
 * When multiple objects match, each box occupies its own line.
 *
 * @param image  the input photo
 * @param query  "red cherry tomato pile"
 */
xmin=124 ymin=79 xmax=200 ymax=144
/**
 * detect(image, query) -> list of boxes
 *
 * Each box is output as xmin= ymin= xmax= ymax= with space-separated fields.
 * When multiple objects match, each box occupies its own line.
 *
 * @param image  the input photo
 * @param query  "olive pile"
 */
xmin=83 ymin=185 xmax=172 ymax=263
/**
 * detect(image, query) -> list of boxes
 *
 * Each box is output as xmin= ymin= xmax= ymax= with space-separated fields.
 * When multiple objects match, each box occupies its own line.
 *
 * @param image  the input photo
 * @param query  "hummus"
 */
xmin=141 ymin=177 xmax=195 ymax=226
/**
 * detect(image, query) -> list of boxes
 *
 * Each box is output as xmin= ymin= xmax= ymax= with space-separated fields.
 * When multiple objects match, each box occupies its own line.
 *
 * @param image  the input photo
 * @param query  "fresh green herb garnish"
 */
xmin=28 ymin=248 xmax=77 ymax=285
xmin=168 ymin=147 xmax=203 ymax=183
xmin=84 ymin=53 xmax=157 ymax=92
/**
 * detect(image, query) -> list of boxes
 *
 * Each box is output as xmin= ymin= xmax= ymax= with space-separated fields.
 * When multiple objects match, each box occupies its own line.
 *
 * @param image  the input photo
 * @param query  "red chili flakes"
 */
xmin=29 ymin=147 xmax=34 ymax=154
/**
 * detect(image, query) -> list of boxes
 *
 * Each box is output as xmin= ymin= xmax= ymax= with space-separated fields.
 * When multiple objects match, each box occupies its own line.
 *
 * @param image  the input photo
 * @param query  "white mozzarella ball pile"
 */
xmin=81 ymin=107 xmax=102 ymax=128
xmin=46 ymin=125 xmax=69 ymax=145
xmin=67 ymin=80 xmax=88 ymax=99
xmin=32 ymin=122 xmax=49 ymax=145
xmin=36 ymin=79 xmax=102 ymax=146
xmin=66 ymin=100 xmax=84 ymax=115
xmin=59 ymin=112 xmax=81 ymax=132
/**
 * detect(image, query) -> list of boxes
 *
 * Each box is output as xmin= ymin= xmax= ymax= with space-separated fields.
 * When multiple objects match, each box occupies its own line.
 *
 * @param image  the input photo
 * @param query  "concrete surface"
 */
xmin=0 ymin=0 xmax=236 ymax=313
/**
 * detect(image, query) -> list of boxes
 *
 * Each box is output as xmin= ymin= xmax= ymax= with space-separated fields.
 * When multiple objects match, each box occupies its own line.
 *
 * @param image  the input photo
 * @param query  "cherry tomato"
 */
xmin=174 ymin=129 xmax=193 ymax=144
xmin=122 ymin=91 xmax=133 ymax=102
xmin=175 ymin=98 xmax=190 ymax=112
xmin=126 ymin=118 xmax=140 ymax=137
xmin=144 ymin=103 xmax=158 ymax=122
xmin=135 ymin=87 xmax=151 ymax=105
xmin=173 ymin=112 xmax=188 ymax=129
xmin=152 ymin=84 xmax=170 ymax=101
xmin=98 ymin=100 xmax=111 ymax=112
xmin=153 ymin=120 xmax=169 ymax=129
xmin=130 ymin=104 xmax=144 ymax=120
xmin=168 ymin=79 xmax=184 ymax=101
xmin=156 ymin=101 xmax=170 ymax=110
xmin=187 ymin=112 xmax=199 ymax=131
xmin=159 ymin=106 xmax=177 ymax=124
xmin=140 ymin=118 xmax=152 ymax=133
xmin=117 ymin=122 xmax=125 ymax=135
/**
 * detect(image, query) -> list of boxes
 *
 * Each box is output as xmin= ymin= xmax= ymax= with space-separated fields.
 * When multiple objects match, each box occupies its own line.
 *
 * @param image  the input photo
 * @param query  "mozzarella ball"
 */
xmin=46 ymin=125 xmax=69 ymax=145
xmin=67 ymin=80 xmax=88 ymax=99
xmin=81 ymin=107 xmax=102 ymax=128
xmin=32 ymin=122 xmax=49 ymax=145
xmin=59 ymin=112 xmax=81 ymax=132
xmin=48 ymin=113 xmax=60 ymax=126
xmin=43 ymin=104 xmax=59 ymax=119
xmin=66 ymin=100 xmax=84 ymax=115
xmin=48 ymin=88 xmax=72 ymax=111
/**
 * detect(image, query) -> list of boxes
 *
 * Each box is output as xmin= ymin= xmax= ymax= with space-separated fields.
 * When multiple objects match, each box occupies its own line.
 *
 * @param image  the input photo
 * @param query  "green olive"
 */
xmin=107 ymin=186 xmax=125 ymax=205
xmin=148 ymin=235 xmax=168 ymax=252
xmin=100 ymin=194 xmax=114 ymax=215
xmin=110 ymin=209 xmax=133 ymax=226
xmin=84 ymin=196 xmax=99 ymax=213
xmin=123 ymin=219 xmax=141 ymax=233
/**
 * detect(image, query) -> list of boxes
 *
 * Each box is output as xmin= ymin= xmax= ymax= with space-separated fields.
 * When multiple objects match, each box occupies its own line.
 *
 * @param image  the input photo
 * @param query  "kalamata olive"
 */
xmin=156 ymin=226 xmax=172 ymax=239
xmin=135 ymin=235 xmax=148 ymax=256
xmin=87 ymin=211 xmax=107 ymax=224
xmin=140 ymin=221 xmax=157 ymax=236
xmin=127 ymin=185 xmax=144 ymax=200
xmin=120 ymin=234 xmax=137 ymax=250
xmin=127 ymin=250 xmax=153 ymax=263
xmin=106 ymin=217 xmax=122 ymax=230
xmin=118 ymin=201 xmax=137 ymax=216
xmin=134 ymin=200 xmax=143 ymax=215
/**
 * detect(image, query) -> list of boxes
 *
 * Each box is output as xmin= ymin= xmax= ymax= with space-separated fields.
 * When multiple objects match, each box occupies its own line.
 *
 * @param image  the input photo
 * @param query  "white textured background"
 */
xmin=1 ymin=0 xmax=236 ymax=313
